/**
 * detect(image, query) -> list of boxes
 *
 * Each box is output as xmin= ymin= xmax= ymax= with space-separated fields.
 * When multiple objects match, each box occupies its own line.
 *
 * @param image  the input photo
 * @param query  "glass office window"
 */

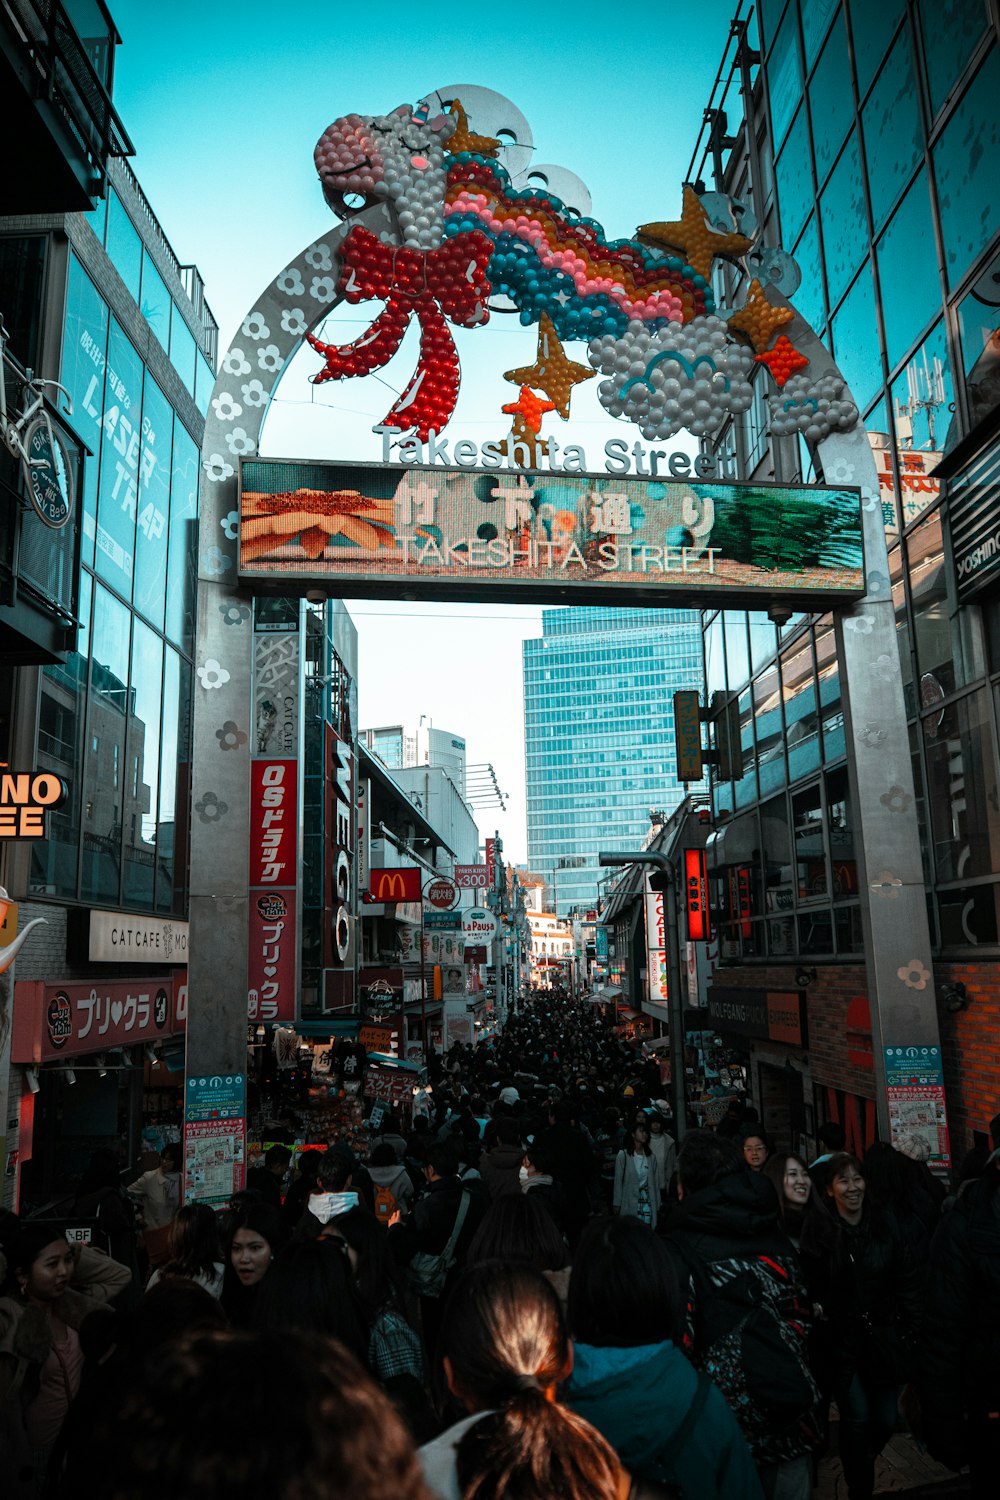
xmin=918 ymin=0 xmax=991 ymax=119
xmin=30 ymin=571 xmax=93 ymax=898
xmin=758 ymin=0 xmax=790 ymax=51
xmin=169 ymin=305 xmax=197 ymax=395
xmin=724 ymin=613 xmax=751 ymax=690
xmin=105 ymin=189 xmax=142 ymax=302
xmin=848 ymin=0 xmax=906 ymax=100
xmin=761 ymin=793 xmax=794 ymax=913
xmin=133 ymin=370 xmax=172 ymax=629
xmin=957 ymin=246 xmax=1000 ymax=377
xmin=156 ymin=649 xmax=190 ymax=913
xmin=705 ymin=613 xmax=727 ymax=696
xmin=791 ymin=215 xmax=826 ymax=335
xmin=139 ymin=250 xmax=171 ymax=351
xmin=783 ymin=633 xmax=821 ymax=781
xmin=195 ymin=351 xmax=215 ymax=417
xmin=907 ymin=507 xmax=955 ymax=696
xmin=890 ymin=321 xmax=953 ymax=455
xmin=754 ymin=662 xmax=786 ymax=794
xmin=165 ymin=418 xmax=199 ymax=654
xmin=82 ymin=585 xmax=131 ymax=903
xmin=810 ymin=11 xmax=853 ymax=186
xmin=815 ymin=619 xmax=846 ymax=763
xmin=61 ymin=253 xmax=108 ymax=570
xmin=95 ymin=318 xmax=143 ymax=602
xmin=768 ymin=2 xmax=804 ymax=148
xmin=924 ymin=687 xmax=1000 ymax=882
xmin=749 ymin=614 xmax=778 ymax=673
xmin=863 ymin=31 xmax=923 ymax=231
xmin=793 ymin=781 xmax=828 ymax=899
xmin=735 ymin=686 xmax=757 ymax=808
xmin=830 ymin=260 xmax=881 ymax=413
xmin=85 ymin=193 xmax=107 ymax=245
xmin=877 ymin=177 xmax=942 ymax=373
xmin=826 ymin=765 xmax=859 ymax=900
xmin=938 ymin=883 xmax=1000 ymax=949
xmin=801 ymin=0 xmax=839 ymax=70
xmin=775 ymin=107 xmax=813 ymax=248
xmin=889 ymin=538 xmax=914 ymax=714
xmin=819 ymin=132 xmax=866 ymax=310
xmin=122 ymin=621 xmax=163 ymax=909
xmin=934 ymin=47 xmax=1000 ymax=290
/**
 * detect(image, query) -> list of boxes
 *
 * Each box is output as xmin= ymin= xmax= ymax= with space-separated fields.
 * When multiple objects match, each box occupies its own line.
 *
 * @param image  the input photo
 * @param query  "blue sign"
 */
xmin=883 ymin=1045 xmax=943 ymax=1087
xmin=424 ymin=910 xmax=463 ymax=930
xmin=595 ymin=926 xmax=609 ymax=961
xmin=186 ymin=1072 xmax=246 ymax=1121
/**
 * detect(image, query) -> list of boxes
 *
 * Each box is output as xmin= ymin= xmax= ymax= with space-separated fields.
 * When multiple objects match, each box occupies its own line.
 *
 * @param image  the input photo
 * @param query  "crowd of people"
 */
xmin=1 ymin=989 xmax=998 ymax=1498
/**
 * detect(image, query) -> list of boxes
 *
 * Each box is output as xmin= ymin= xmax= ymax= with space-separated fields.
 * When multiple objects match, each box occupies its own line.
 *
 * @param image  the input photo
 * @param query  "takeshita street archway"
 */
xmin=187 ymin=87 xmax=945 ymax=1178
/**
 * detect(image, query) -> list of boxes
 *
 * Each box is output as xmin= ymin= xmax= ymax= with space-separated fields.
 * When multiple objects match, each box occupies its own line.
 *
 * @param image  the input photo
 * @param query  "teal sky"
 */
xmin=110 ymin=0 xmax=739 ymax=865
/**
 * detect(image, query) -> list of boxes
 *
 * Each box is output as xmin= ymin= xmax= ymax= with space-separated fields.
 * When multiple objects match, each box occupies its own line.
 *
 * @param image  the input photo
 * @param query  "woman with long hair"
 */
xmin=147 ymin=1203 xmax=225 ymax=1297
xmin=613 ymin=1120 xmax=662 ymax=1229
xmin=761 ymin=1152 xmax=822 ymax=1250
xmin=254 ymin=1237 xmax=369 ymax=1365
xmin=466 ymin=1190 xmax=570 ymax=1307
xmin=321 ymin=1208 xmax=422 ymax=1385
xmin=563 ymin=1216 xmax=762 ymax=1500
xmin=219 ymin=1202 xmax=288 ymax=1329
xmin=421 ymin=1262 xmax=671 ymax=1500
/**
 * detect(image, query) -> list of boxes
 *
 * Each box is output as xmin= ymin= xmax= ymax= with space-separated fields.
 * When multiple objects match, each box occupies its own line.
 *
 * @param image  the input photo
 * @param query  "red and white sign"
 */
xmin=462 ymin=909 xmax=498 ymax=943
xmin=247 ymin=891 xmax=297 ymax=1023
xmin=484 ymin=838 xmax=496 ymax=885
xmin=250 ymin=760 xmax=297 ymax=886
xmin=455 ymin=863 xmax=489 ymax=889
xmin=13 ymin=975 xmax=186 ymax=1063
xmin=425 ymin=876 xmax=459 ymax=909
xmin=370 ymin=867 xmax=422 ymax=903
xmin=684 ymin=847 xmax=711 ymax=942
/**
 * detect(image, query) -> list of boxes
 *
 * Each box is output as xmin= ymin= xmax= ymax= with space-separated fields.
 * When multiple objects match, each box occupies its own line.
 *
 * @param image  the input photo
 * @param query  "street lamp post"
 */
xmin=599 ymin=850 xmax=687 ymax=1142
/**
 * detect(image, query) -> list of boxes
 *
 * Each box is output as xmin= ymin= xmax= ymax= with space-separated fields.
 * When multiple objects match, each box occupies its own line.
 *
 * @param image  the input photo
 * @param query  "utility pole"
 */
xmin=600 ymin=851 xmax=687 ymax=1141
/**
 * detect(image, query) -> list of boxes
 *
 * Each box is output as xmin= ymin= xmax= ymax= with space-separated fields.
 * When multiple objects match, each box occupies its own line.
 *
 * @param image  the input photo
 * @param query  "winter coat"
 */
xmin=480 ymin=1143 xmax=524 ymax=1202
xmin=368 ymin=1161 xmax=414 ymax=1218
xmin=563 ymin=1339 xmax=763 ymax=1500
xmin=614 ymin=1150 xmax=663 ymax=1228
xmin=663 ymin=1169 xmax=821 ymax=1466
xmin=389 ymin=1176 xmax=485 ymax=1287
xmin=126 ymin=1167 xmax=180 ymax=1230
xmin=799 ymin=1201 xmax=923 ymax=1391
xmin=916 ymin=1163 xmax=1000 ymax=1469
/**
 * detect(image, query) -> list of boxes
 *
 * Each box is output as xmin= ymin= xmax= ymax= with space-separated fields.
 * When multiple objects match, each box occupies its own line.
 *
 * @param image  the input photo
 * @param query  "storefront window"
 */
xmin=156 ymin=650 xmax=191 ymax=914
xmin=775 ymin=106 xmax=813 ymax=248
xmin=933 ymin=47 xmax=1000 ymax=290
xmin=826 ymin=765 xmax=859 ymax=899
xmin=937 ymin=881 xmax=1000 ymax=949
xmin=862 ymin=30 xmax=923 ymax=233
xmin=122 ymin=621 xmax=163 ymax=909
xmin=834 ymin=904 xmax=865 ymax=954
xmin=139 ymin=250 xmax=171 ymax=351
xmin=906 ymin=508 xmax=954 ymax=694
xmin=848 ymin=0 xmax=906 ymax=101
xmin=877 ymin=177 xmax=942 ymax=376
xmin=30 ymin=572 xmax=93 ymax=898
xmin=798 ymin=908 xmax=834 ymax=953
xmin=169 ymin=305 xmax=197 ymax=396
xmin=195 ymin=351 xmax=215 ymax=417
xmin=792 ymin=781 xmax=828 ymax=900
xmin=133 ymin=371 xmax=172 ymax=630
xmin=165 ymin=418 xmax=199 ymax=654
xmin=82 ymin=586 xmax=131 ymax=903
xmin=95 ymin=317 xmax=143 ymax=604
xmin=830 ymin=259 xmax=882 ymax=414
xmin=735 ymin=687 xmax=757 ymax=808
xmin=917 ymin=0 xmax=991 ymax=120
xmin=815 ymin=617 xmax=845 ymax=763
xmin=924 ymin=687 xmax=1000 ymax=882
xmin=105 ymin=189 xmax=142 ymax=302
xmin=761 ymin=793 xmax=794 ymax=915
xmin=768 ymin=3 xmax=804 ymax=148
xmin=819 ymin=132 xmax=866 ymax=311
xmin=61 ymin=253 xmax=109 ymax=570
xmin=810 ymin=11 xmax=853 ymax=187
xmin=755 ymin=662 xmax=785 ymax=795
xmin=782 ymin=633 xmax=821 ymax=781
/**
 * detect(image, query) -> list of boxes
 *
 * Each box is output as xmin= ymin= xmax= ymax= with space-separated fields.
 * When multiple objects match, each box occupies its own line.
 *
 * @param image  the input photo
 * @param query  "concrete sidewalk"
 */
xmin=815 ymin=1427 xmax=969 ymax=1497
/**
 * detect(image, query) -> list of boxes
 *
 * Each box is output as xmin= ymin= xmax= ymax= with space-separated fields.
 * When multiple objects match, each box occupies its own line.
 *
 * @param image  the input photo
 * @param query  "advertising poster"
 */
xmin=644 ymin=879 xmax=668 ymax=1006
xmin=883 ymin=1045 xmax=951 ymax=1169
xmin=183 ymin=1118 xmax=245 ymax=1207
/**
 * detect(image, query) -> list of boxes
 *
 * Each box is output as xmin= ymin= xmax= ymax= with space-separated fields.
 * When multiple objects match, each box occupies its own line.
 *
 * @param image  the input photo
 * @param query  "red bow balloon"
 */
xmin=307 ymin=225 xmax=493 ymax=440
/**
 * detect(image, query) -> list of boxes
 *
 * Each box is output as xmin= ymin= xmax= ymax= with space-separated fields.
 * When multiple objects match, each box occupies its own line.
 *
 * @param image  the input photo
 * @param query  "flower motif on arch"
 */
xmin=219 ymin=601 xmax=251 ymax=627
xmin=824 ymin=457 xmax=856 ymax=485
xmin=872 ymin=652 xmax=899 ymax=682
xmin=225 ymin=427 xmax=255 ymax=457
xmin=215 ymin=720 xmax=248 ymax=751
xmin=222 ymin=348 xmax=251 ymax=376
xmin=195 ymin=790 xmax=229 ymax=824
xmin=871 ymin=871 xmax=902 ymax=899
xmin=241 ymin=311 xmax=270 ymax=341
xmin=309 ymin=275 xmax=337 ymax=302
xmin=844 ymin=613 xmax=874 ymax=635
xmin=276 ymin=268 xmax=305 ymax=296
xmin=897 ymin=958 xmax=930 ymax=991
xmin=203 ymin=454 xmax=235 ymax=483
xmin=860 ymin=485 xmax=880 ymax=512
xmin=241 ymin=378 xmax=268 ymax=407
xmin=880 ymin=785 xmax=912 ymax=815
xmin=221 ymin=510 xmax=239 ymax=541
xmin=197 ymin=658 xmax=231 ymax=690
xmin=865 ymin=569 xmax=890 ymax=597
xmin=203 ymin=545 xmax=232 ymax=576
xmin=280 ymin=307 xmax=307 ymax=335
xmin=258 ymin=344 xmax=284 ymax=373
xmin=305 ymin=243 xmax=332 ymax=272
xmin=856 ymin=723 xmax=886 ymax=750
xmin=212 ymin=392 xmax=243 ymax=422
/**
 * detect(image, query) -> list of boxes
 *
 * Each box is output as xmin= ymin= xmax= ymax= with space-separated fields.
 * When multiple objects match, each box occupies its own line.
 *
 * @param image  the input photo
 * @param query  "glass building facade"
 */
xmin=523 ymin=607 xmax=703 ymax=915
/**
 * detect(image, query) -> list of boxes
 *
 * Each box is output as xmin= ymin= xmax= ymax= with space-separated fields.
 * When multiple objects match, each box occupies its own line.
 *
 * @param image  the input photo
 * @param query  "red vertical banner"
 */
xmin=684 ymin=848 xmax=711 ymax=941
xmin=729 ymin=865 xmax=751 ymax=938
xmin=248 ymin=760 xmax=298 ymax=1022
xmin=485 ymin=838 xmax=496 ymax=887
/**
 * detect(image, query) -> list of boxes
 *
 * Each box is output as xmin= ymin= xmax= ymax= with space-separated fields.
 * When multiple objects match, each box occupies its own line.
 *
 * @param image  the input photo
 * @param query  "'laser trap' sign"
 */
xmin=238 ymin=459 xmax=864 ymax=609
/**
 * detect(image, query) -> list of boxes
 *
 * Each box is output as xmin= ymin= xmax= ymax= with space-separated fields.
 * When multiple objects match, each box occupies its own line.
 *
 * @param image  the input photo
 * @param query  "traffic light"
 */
xmin=710 ymin=691 xmax=744 ymax=781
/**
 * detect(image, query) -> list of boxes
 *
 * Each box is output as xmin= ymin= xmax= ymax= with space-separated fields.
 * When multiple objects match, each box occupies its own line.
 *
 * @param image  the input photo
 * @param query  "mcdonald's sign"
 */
xmin=369 ymin=867 xmax=422 ymax=903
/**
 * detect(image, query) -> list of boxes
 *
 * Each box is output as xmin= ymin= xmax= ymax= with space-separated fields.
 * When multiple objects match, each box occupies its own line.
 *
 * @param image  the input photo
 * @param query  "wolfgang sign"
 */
xmin=239 ymin=459 xmax=863 ymax=609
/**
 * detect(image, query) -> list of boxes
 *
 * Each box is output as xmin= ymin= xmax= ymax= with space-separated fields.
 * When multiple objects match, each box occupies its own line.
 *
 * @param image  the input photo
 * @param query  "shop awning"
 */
xmin=285 ymin=1019 xmax=360 ymax=1038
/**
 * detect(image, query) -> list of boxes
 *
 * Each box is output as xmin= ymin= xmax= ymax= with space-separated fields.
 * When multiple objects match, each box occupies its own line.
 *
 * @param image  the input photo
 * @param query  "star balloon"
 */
xmin=446 ymin=97 xmax=502 ymax=157
xmin=727 ymin=279 xmax=795 ymax=353
xmin=501 ymin=385 xmax=557 ymax=433
xmin=503 ymin=313 xmax=594 ymax=419
xmin=636 ymin=185 xmax=753 ymax=282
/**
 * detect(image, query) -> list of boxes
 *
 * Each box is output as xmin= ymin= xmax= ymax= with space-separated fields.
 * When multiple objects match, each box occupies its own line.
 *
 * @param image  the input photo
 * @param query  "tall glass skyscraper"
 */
xmin=523 ymin=607 xmax=703 ymax=915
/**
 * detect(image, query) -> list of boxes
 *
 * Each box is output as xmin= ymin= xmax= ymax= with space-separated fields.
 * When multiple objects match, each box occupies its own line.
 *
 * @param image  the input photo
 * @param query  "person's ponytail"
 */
xmin=456 ymin=1394 xmax=623 ymax=1500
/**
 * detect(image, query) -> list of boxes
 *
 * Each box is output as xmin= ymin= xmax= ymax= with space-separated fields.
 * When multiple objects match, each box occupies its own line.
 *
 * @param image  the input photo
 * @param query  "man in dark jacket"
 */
xmin=480 ymin=1117 xmax=524 ymax=1201
xmin=244 ymin=1143 xmax=292 ymax=1210
xmin=665 ymin=1131 xmax=820 ymax=1499
xmin=918 ymin=1147 xmax=1000 ymax=1496
xmin=389 ymin=1139 xmax=485 ymax=1354
xmin=536 ymin=1100 xmax=597 ymax=1244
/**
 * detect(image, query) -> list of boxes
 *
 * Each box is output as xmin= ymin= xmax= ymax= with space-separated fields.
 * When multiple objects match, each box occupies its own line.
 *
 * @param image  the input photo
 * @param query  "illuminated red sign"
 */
xmin=369 ymin=867 xmax=422 ymax=903
xmin=684 ymin=848 xmax=711 ymax=942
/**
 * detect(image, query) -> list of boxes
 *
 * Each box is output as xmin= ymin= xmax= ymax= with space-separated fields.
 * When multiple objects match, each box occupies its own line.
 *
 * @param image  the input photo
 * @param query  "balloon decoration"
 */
xmin=304 ymin=92 xmax=859 ymax=456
